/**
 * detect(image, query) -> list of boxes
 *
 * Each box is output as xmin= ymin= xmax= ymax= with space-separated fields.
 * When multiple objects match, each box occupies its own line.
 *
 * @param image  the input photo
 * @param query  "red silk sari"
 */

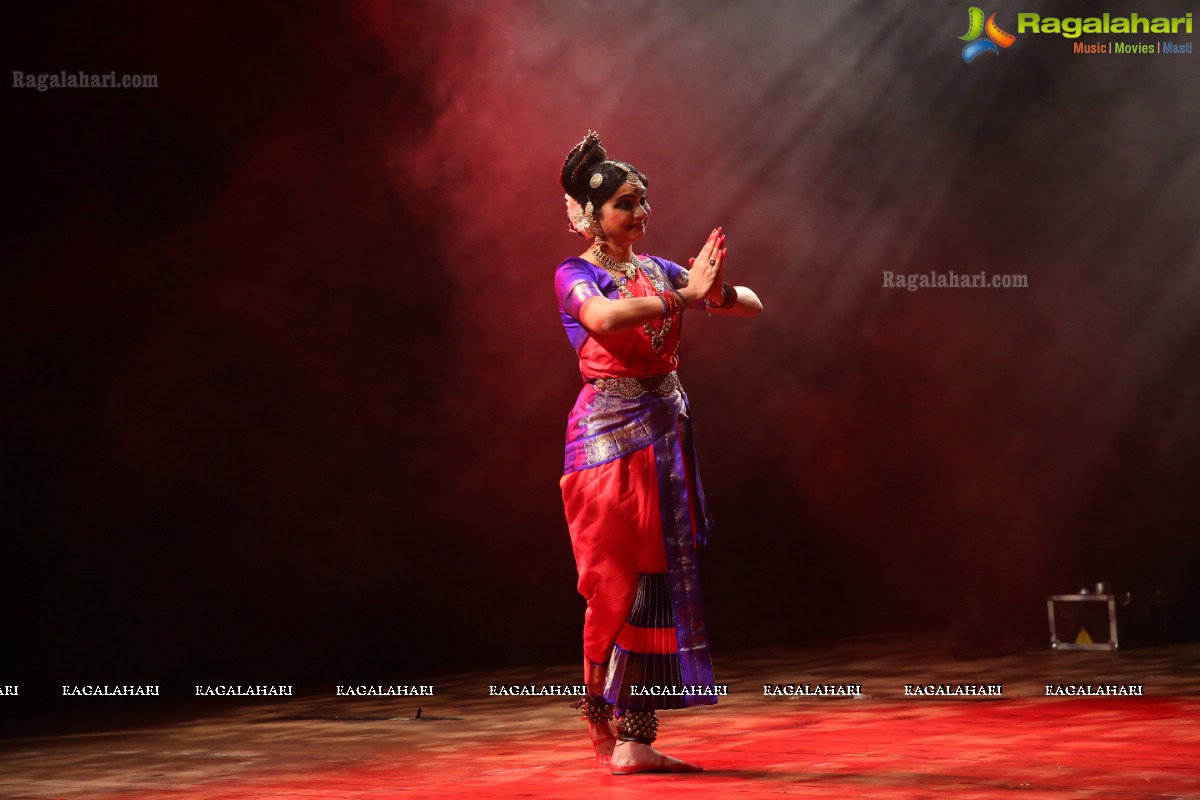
xmin=556 ymin=255 xmax=716 ymax=711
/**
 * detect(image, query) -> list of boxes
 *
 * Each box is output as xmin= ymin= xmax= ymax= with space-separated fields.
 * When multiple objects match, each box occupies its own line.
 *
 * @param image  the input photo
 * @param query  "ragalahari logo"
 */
xmin=960 ymin=7 xmax=1017 ymax=62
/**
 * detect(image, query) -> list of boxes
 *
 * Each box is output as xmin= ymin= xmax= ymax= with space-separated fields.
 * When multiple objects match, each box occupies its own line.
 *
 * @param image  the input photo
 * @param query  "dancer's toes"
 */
xmin=610 ymin=741 xmax=703 ymax=775
xmin=589 ymin=721 xmax=616 ymax=765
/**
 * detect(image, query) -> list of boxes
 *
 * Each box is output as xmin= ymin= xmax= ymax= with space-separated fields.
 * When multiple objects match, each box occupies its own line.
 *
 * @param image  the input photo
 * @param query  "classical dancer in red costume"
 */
xmin=555 ymin=132 xmax=763 ymax=774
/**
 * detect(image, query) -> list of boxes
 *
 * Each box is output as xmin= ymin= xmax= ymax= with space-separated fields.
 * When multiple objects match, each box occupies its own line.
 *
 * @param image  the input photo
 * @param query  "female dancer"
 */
xmin=555 ymin=131 xmax=762 ymax=774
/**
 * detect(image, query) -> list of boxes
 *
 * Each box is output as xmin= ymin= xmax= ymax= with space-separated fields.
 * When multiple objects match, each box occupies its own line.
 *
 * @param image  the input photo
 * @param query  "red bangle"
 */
xmin=709 ymin=283 xmax=737 ymax=309
xmin=660 ymin=289 xmax=686 ymax=317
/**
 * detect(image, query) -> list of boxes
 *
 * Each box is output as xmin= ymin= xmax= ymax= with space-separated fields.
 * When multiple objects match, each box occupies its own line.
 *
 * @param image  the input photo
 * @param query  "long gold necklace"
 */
xmin=591 ymin=243 xmax=673 ymax=351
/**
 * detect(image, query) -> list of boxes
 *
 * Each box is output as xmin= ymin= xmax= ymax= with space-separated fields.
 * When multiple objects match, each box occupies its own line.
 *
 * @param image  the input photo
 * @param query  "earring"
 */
xmin=586 ymin=201 xmax=605 ymax=241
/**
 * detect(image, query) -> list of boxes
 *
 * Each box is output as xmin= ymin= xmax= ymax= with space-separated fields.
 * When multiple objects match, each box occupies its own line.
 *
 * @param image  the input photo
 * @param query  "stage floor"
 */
xmin=3 ymin=634 xmax=1199 ymax=799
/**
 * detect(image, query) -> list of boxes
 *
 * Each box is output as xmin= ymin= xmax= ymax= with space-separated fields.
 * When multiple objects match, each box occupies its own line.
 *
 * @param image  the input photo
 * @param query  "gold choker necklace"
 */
xmin=590 ymin=243 xmax=639 ymax=280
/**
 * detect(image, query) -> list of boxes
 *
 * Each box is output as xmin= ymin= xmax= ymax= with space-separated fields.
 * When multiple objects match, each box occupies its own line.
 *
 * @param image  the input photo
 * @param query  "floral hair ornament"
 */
xmin=565 ymin=194 xmax=591 ymax=237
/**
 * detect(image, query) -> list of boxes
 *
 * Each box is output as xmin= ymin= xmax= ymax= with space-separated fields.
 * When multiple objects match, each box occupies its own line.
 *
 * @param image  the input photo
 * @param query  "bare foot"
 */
xmin=589 ymin=721 xmax=616 ymax=765
xmin=610 ymin=740 xmax=703 ymax=775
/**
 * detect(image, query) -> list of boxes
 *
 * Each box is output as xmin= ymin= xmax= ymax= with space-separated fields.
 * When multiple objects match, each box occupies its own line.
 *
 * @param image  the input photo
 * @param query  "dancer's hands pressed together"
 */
xmin=683 ymin=227 xmax=725 ymax=304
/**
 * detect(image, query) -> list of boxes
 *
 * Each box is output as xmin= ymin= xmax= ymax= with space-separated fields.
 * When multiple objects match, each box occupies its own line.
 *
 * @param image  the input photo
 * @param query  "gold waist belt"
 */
xmin=590 ymin=371 xmax=681 ymax=399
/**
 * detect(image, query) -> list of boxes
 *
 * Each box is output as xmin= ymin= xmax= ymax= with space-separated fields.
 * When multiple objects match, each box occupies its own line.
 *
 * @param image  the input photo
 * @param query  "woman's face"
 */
xmin=597 ymin=183 xmax=650 ymax=245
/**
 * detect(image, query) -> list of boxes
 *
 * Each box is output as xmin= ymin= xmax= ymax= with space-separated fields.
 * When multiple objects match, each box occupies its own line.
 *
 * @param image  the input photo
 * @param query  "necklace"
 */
xmin=590 ymin=243 xmax=639 ymax=280
xmin=590 ymin=243 xmax=674 ymax=351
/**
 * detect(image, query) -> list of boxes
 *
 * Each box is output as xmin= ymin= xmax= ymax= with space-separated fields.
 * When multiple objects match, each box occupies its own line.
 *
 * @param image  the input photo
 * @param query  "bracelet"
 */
xmin=659 ymin=289 xmax=685 ymax=317
xmin=709 ymin=282 xmax=737 ymax=309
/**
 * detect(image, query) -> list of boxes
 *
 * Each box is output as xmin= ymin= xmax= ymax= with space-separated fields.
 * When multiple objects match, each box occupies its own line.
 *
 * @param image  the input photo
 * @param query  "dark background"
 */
xmin=5 ymin=0 xmax=1198 ymax=708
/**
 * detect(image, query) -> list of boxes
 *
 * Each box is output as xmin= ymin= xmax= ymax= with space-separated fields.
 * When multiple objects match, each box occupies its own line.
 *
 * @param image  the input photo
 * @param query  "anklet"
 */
xmin=572 ymin=694 xmax=614 ymax=725
xmin=616 ymin=709 xmax=658 ymax=744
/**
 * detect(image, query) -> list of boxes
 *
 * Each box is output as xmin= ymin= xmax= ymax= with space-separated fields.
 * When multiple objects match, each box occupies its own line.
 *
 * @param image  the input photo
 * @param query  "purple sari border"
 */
xmin=653 ymin=418 xmax=716 ymax=701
